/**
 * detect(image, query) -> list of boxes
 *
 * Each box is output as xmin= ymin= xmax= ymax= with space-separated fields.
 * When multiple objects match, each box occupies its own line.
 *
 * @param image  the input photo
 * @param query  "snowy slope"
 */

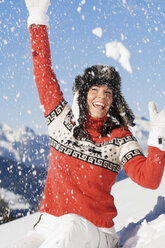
xmin=0 ymin=173 xmax=164 ymax=248
xmin=112 ymin=173 xmax=165 ymax=247
xmin=0 ymin=212 xmax=41 ymax=247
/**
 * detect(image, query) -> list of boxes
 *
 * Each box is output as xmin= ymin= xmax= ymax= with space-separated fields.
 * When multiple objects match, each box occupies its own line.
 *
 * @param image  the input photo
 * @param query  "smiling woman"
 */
xmin=13 ymin=0 xmax=165 ymax=247
xmin=87 ymin=85 xmax=113 ymax=119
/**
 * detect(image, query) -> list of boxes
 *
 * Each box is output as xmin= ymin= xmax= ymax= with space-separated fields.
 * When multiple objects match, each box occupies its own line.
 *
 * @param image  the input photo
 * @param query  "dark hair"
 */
xmin=72 ymin=65 xmax=135 ymax=139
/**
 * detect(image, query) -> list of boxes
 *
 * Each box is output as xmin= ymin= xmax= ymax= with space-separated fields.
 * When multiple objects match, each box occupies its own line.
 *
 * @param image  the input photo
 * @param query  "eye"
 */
xmin=91 ymin=87 xmax=98 ymax=91
xmin=105 ymin=91 xmax=112 ymax=95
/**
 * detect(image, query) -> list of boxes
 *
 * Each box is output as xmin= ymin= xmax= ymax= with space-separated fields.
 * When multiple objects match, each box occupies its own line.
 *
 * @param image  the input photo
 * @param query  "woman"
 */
xmin=14 ymin=0 xmax=165 ymax=247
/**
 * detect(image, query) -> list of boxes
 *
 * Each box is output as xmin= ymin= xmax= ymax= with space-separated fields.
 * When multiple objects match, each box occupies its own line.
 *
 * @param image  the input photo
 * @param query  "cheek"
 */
xmin=107 ymin=97 xmax=113 ymax=106
xmin=87 ymin=92 xmax=95 ymax=104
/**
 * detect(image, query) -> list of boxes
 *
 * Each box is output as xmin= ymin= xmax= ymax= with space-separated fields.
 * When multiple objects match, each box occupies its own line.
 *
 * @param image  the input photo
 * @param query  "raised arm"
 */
xmin=122 ymin=102 xmax=165 ymax=189
xmin=25 ymin=0 xmax=64 ymax=117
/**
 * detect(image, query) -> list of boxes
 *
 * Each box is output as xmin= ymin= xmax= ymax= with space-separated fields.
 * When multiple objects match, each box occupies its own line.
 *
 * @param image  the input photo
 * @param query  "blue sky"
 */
xmin=0 ymin=0 xmax=164 ymax=134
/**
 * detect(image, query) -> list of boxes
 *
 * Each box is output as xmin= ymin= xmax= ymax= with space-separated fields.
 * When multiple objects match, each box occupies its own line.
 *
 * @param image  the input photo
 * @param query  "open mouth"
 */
xmin=92 ymin=102 xmax=105 ymax=110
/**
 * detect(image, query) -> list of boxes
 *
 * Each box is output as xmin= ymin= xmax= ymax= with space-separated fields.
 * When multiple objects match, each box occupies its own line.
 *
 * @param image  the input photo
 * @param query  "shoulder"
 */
xmin=110 ymin=125 xmax=133 ymax=138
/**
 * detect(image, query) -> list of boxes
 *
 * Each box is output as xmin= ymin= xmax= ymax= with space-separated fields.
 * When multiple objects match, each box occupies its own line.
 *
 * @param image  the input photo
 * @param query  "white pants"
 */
xmin=10 ymin=213 xmax=119 ymax=248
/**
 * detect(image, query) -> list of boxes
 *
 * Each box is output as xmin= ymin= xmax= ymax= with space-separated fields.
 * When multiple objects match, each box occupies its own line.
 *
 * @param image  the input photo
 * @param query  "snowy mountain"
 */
xmin=0 ymin=173 xmax=164 ymax=248
xmin=0 ymin=155 xmax=47 ymax=216
xmin=0 ymin=123 xmax=50 ymax=221
xmin=0 ymin=123 xmax=49 ymax=167
xmin=0 ymin=122 xmax=50 ymax=221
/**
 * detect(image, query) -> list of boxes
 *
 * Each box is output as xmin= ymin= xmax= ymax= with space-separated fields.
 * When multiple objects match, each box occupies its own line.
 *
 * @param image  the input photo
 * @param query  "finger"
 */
xmin=148 ymin=101 xmax=157 ymax=120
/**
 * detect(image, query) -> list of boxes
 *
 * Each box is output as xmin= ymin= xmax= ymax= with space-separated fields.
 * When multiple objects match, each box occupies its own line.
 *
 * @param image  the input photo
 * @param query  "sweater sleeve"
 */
xmin=123 ymin=146 xmax=165 ymax=189
xmin=29 ymin=25 xmax=64 ymax=117
xmin=116 ymin=127 xmax=165 ymax=189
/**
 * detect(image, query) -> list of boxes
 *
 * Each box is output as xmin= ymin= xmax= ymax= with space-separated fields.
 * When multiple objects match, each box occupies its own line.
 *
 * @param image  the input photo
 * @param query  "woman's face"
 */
xmin=87 ymin=85 xmax=113 ymax=118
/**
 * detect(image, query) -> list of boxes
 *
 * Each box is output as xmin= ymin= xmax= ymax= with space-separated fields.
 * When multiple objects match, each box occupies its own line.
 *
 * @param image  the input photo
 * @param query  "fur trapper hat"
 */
xmin=72 ymin=65 xmax=135 ymax=137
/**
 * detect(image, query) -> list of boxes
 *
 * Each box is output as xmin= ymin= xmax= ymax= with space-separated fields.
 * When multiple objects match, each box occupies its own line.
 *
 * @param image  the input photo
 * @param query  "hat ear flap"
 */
xmin=72 ymin=91 xmax=80 ymax=125
xmin=73 ymin=75 xmax=84 ymax=93
xmin=117 ymin=94 xmax=135 ymax=126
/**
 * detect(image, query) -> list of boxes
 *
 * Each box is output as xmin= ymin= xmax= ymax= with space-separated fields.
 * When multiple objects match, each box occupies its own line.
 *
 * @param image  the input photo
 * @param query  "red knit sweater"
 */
xmin=29 ymin=25 xmax=165 ymax=228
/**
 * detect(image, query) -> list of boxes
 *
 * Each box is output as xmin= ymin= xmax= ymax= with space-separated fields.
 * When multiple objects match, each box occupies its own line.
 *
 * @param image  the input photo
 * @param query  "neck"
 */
xmin=84 ymin=113 xmax=107 ymax=137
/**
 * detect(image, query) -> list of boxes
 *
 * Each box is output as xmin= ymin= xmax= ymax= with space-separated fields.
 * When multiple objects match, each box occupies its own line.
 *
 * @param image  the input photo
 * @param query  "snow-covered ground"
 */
xmin=0 ymin=172 xmax=164 ymax=248
xmin=112 ymin=174 xmax=165 ymax=247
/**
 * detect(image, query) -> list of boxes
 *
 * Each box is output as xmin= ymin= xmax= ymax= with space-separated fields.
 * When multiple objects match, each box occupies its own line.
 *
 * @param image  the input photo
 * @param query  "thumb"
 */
xmin=148 ymin=101 xmax=157 ymax=120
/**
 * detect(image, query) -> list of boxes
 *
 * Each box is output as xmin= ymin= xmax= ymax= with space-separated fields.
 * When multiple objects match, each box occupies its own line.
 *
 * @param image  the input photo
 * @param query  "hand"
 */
xmin=148 ymin=101 xmax=165 ymax=151
xmin=24 ymin=0 xmax=50 ymax=28
xmin=25 ymin=0 xmax=50 ymax=14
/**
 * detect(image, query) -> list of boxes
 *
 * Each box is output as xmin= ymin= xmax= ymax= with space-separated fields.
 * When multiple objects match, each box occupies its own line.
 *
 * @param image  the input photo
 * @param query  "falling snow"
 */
xmin=0 ymin=0 xmax=164 ymax=246
xmin=105 ymin=41 xmax=132 ymax=74
xmin=92 ymin=27 xmax=103 ymax=38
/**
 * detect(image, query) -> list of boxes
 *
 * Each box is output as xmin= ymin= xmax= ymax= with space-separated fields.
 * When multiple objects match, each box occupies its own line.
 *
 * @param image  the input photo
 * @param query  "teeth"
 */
xmin=93 ymin=102 xmax=105 ymax=110
xmin=94 ymin=102 xmax=104 ymax=107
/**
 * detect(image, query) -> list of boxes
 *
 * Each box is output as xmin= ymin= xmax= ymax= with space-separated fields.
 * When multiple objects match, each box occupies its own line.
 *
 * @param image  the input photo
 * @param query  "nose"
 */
xmin=97 ymin=89 xmax=105 ymax=98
